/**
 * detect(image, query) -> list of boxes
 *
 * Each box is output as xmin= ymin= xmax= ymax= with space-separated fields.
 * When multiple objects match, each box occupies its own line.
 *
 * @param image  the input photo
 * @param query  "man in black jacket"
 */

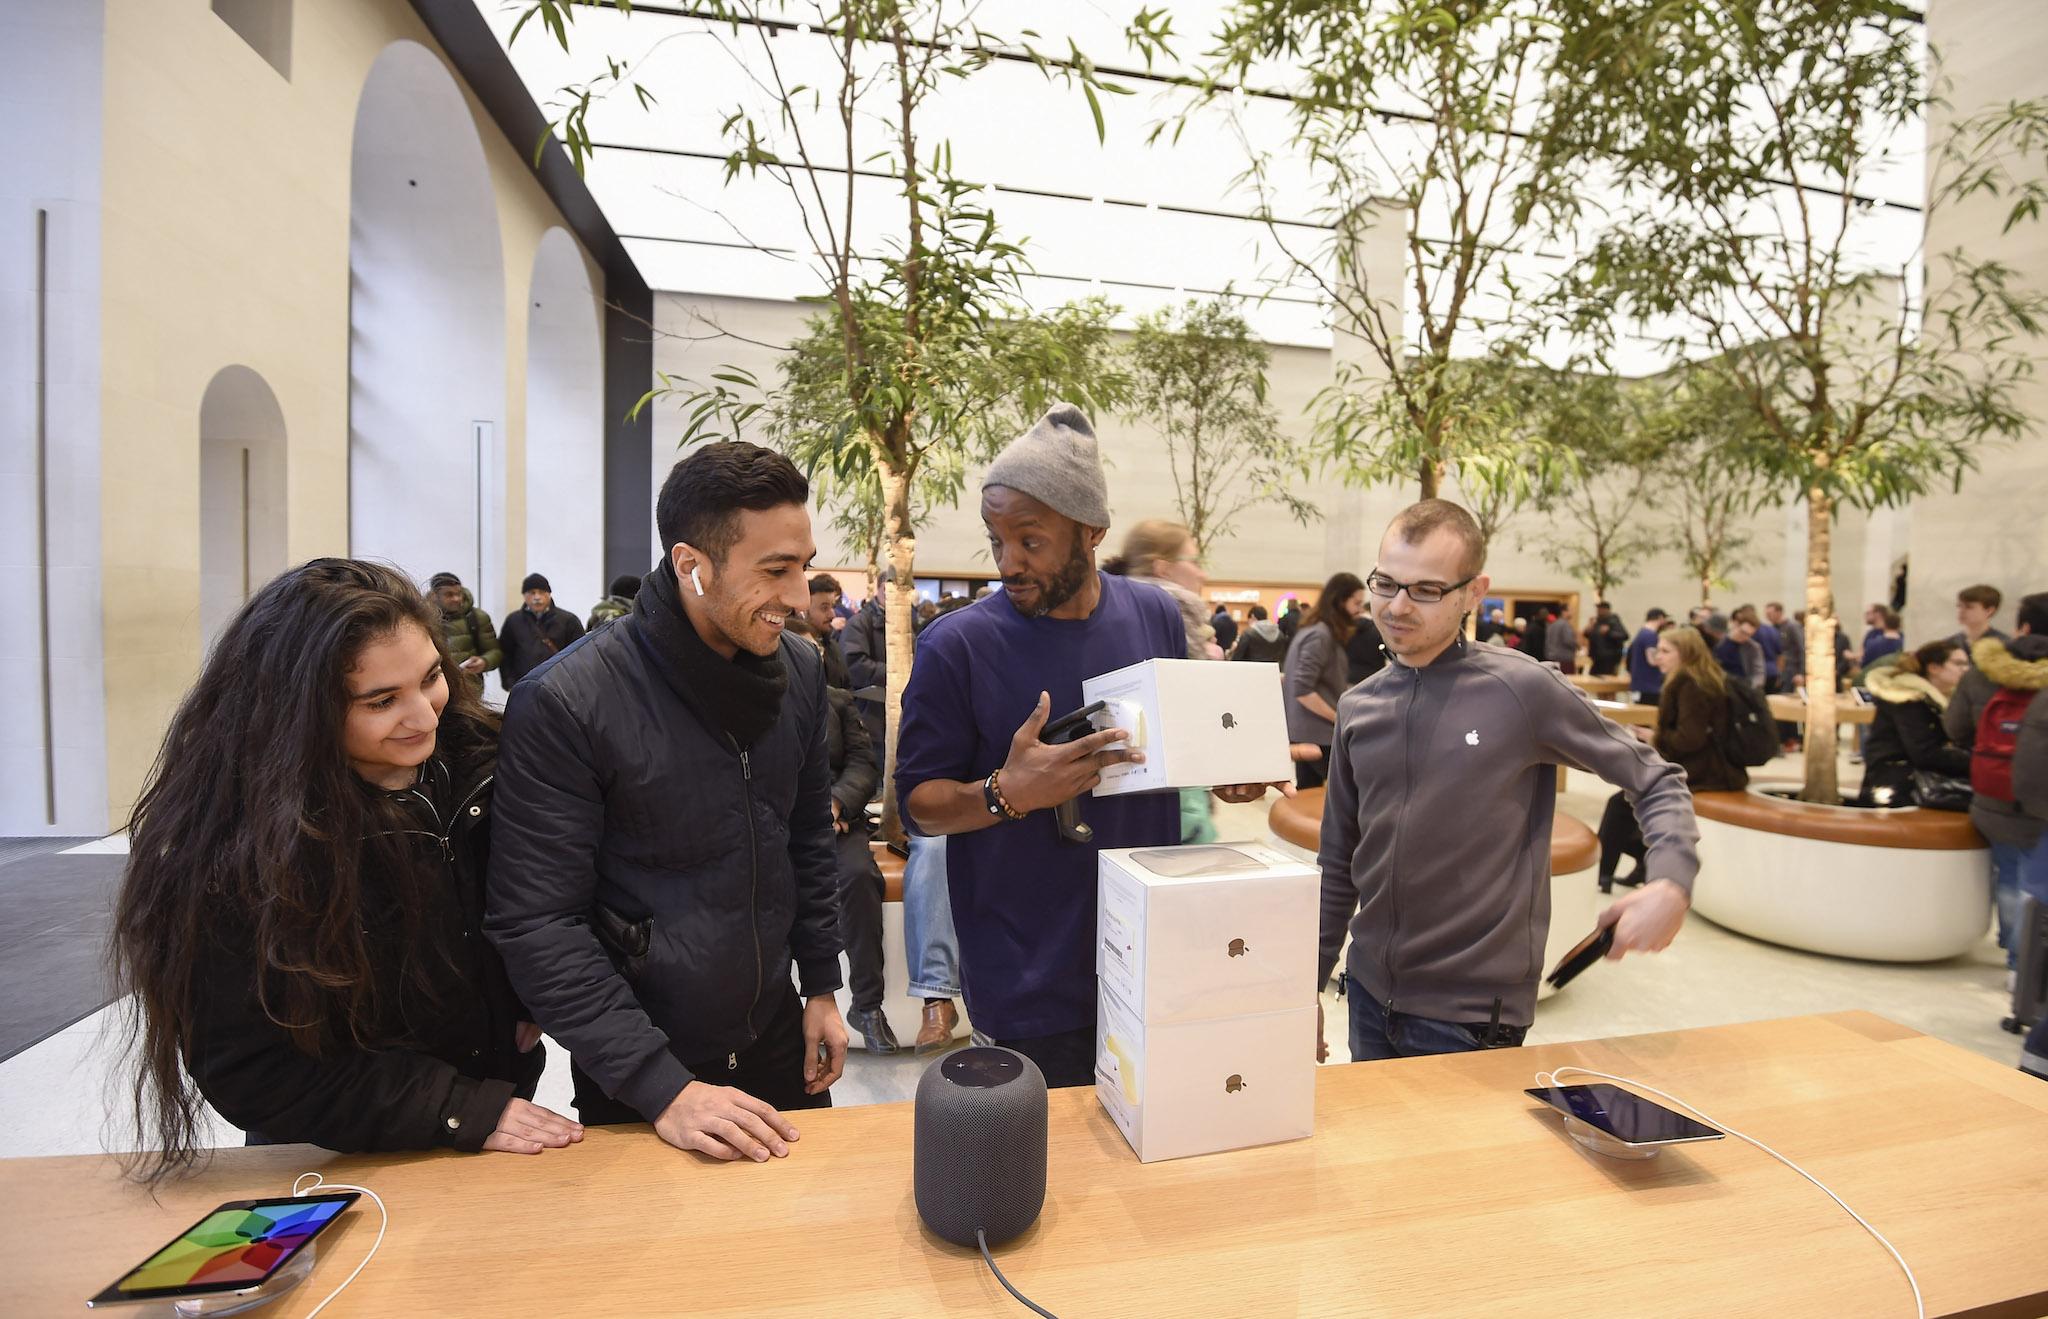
xmin=498 ymin=573 xmax=586 ymax=689
xmin=487 ymin=442 xmax=848 ymax=1165
xmin=805 ymin=573 xmax=854 ymax=691
xmin=841 ymin=584 xmax=887 ymax=749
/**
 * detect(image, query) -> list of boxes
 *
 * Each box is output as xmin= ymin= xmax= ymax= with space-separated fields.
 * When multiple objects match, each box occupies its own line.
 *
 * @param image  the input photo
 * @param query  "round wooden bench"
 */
xmin=1267 ymin=788 xmax=1602 ymax=999
xmin=1689 ymin=788 xmax=1989 ymax=961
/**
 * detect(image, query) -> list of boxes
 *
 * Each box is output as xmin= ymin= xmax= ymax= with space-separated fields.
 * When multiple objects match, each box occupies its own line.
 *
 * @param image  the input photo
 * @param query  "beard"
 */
xmin=1009 ymin=536 xmax=1095 ymax=619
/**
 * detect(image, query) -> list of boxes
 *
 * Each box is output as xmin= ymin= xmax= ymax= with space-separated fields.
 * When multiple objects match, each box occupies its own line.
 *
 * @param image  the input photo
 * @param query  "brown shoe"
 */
xmin=915 ymin=1000 xmax=962 ymax=1055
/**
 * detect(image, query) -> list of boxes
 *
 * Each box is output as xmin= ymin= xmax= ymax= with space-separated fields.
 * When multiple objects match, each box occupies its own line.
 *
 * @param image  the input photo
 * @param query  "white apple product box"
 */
xmin=1083 ymin=659 xmax=1291 ymax=796
xmin=1097 ymin=843 xmax=1318 ymax=1026
xmin=1096 ymin=982 xmax=1316 ymax=1163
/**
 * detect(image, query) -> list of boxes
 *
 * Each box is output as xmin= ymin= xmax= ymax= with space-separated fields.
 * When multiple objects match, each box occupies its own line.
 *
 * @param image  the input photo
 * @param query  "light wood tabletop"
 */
xmin=1566 ymin=673 xmax=1633 ymax=696
xmin=9 ymin=1013 xmax=2044 ymax=1317
xmin=1591 ymin=696 xmax=1876 ymax=727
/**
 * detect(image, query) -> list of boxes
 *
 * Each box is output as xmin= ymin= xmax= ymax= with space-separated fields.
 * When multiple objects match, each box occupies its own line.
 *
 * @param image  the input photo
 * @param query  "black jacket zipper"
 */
xmin=733 ymin=737 xmax=764 ymax=1042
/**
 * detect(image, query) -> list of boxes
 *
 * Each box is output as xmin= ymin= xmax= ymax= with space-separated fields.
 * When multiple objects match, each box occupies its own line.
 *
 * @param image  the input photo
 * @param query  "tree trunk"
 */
xmin=1419 ymin=458 xmax=1439 ymax=501
xmin=1801 ymin=490 xmax=1840 ymax=804
xmin=878 ymin=457 xmax=917 ymax=841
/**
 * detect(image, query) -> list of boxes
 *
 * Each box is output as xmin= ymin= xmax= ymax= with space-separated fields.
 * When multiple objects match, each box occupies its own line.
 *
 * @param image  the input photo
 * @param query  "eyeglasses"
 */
xmin=1366 ymin=568 xmax=1475 ymax=605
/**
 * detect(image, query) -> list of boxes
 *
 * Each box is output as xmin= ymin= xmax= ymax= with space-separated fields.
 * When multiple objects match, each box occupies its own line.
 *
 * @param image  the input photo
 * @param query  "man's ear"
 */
xmin=1082 ymin=524 xmax=1109 ymax=553
xmin=671 ymin=542 xmax=710 ymax=596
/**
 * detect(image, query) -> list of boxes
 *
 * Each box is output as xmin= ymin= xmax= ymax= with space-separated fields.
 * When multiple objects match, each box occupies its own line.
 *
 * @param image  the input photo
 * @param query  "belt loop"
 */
xmin=1485 ymin=997 xmax=1503 ymax=1047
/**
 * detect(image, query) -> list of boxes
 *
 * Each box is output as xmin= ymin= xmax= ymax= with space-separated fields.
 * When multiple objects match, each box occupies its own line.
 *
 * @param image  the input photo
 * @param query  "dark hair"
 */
xmin=655 ymin=441 xmax=810 ymax=564
xmin=1596 ymin=600 xmax=1612 ymax=611
xmin=782 ymin=614 xmax=819 ymax=640
xmin=1308 ymin=572 xmax=1366 ymax=644
xmin=808 ymin=573 xmax=842 ymax=598
xmin=1901 ymin=639 xmax=1963 ymax=675
xmin=1958 ymin=583 xmax=2002 ymax=611
xmin=1879 ymin=606 xmax=1901 ymax=630
xmin=1387 ymin=499 xmax=1487 ymax=577
xmin=111 ymin=559 xmax=496 ymax=1183
xmin=1730 ymin=604 xmax=1760 ymax=628
xmin=1249 ymin=604 xmax=1268 ymax=621
xmin=1646 ymin=608 xmax=1668 ymax=621
xmin=1100 ymin=556 xmax=1129 ymax=576
xmin=2018 ymin=591 xmax=2048 ymax=635
xmin=608 ymin=574 xmax=640 ymax=599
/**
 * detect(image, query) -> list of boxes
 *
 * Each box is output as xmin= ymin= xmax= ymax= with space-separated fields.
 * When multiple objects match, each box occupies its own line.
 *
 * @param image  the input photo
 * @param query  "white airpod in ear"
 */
xmin=689 ymin=566 xmax=705 ymax=596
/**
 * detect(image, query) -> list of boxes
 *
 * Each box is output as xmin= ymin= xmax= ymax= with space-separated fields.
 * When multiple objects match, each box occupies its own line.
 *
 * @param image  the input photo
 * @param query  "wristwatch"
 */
xmin=983 ymin=770 xmax=1027 ymax=821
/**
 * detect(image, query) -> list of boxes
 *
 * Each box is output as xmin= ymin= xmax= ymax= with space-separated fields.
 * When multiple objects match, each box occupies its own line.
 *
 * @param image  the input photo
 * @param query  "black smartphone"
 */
xmin=1524 ymin=1084 xmax=1723 ymax=1146
xmin=87 ymin=1193 xmax=358 ymax=1307
xmin=1040 ymin=699 xmax=1109 ymax=746
xmin=1545 ymin=925 xmax=1614 ymax=990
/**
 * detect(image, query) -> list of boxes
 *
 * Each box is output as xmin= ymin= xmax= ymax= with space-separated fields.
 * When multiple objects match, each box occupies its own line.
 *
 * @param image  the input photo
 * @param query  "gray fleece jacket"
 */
xmin=1317 ymin=638 xmax=1700 ymax=1029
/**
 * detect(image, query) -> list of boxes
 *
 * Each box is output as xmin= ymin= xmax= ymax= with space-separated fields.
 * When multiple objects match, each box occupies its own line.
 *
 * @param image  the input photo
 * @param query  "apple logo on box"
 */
xmin=1227 ymin=938 xmax=1250 ymax=958
xmin=1220 ymin=712 xmax=1237 ymax=730
xmin=1224 ymin=1074 xmax=1246 ymax=1094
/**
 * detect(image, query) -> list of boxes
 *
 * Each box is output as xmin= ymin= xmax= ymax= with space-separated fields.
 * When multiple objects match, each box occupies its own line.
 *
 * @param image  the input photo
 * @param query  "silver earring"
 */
xmin=689 ymin=566 xmax=705 ymax=596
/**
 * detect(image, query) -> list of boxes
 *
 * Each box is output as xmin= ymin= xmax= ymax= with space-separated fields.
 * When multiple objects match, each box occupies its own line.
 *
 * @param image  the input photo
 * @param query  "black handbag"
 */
xmin=1908 ymin=768 xmax=1973 ymax=812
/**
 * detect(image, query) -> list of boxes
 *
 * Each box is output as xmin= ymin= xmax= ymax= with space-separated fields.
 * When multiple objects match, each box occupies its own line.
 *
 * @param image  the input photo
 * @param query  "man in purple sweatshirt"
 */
xmin=1317 ymin=500 xmax=1700 ymax=1061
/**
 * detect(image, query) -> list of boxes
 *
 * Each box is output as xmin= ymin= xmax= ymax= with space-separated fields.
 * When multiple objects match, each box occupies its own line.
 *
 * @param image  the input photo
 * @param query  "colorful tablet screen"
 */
xmin=99 ymin=1195 xmax=353 ymax=1300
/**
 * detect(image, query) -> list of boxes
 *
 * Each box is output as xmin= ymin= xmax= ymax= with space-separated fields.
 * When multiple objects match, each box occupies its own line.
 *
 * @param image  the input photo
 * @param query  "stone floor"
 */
xmin=0 ymin=745 xmax=2028 ymax=1160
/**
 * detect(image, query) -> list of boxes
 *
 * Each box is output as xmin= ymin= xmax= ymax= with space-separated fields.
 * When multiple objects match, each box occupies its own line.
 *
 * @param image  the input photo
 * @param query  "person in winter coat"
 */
xmin=1107 ymin=519 xmax=1223 ymax=843
xmin=1585 ymin=601 xmax=1630 ymax=676
xmin=1946 ymin=593 xmax=2048 ymax=969
xmin=841 ymin=586 xmax=888 ymax=750
xmin=1546 ymin=608 xmax=1582 ymax=674
xmin=1599 ymin=625 xmax=1744 ymax=890
xmin=786 ymin=616 xmax=896 ymax=1054
xmin=1231 ymin=604 xmax=1291 ymax=663
xmin=1211 ymin=604 xmax=1239 ymax=654
xmin=499 ymin=573 xmax=586 ymax=690
xmin=586 ymin=574 xmax=640 ymax=632
xmin=430 ymin=571 xmax=501 ymax=695
xmin=1285 ymin=571 xmax=1366 ymax=790
xmin=1627 ymin=609 xmax=1670 ymax=703
xmin=1857 ymin=640 xmax=1973 ymax=808
xmin=111 ymin=560 xmax=574 ymax=1183
xmin=805 ymin=574 xmax=854 ymax=691
xmin=487 ymin=442 xmax=848 ymax=1165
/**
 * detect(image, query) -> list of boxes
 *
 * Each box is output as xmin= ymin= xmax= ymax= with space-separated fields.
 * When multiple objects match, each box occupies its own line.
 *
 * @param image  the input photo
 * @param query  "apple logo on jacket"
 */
xmin=1221 ymin=712 xmax=1237 ymax=730
xmin=1465 ymin=729 xmax=1480 ymax=746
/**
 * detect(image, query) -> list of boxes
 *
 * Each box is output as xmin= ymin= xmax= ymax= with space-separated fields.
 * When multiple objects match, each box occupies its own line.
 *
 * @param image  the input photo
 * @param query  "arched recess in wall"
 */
xmin=348 ymin=40 xmax=506 ymax=616
xmin=525 ymin=227 xmax=605 ymax=616
xmin=198 ymin=366 xmax=289 ymax=645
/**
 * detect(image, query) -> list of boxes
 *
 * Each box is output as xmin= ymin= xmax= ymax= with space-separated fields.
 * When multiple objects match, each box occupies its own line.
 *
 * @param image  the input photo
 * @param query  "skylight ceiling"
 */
xmin=477 ymin=1 xmax=1928 ymax=376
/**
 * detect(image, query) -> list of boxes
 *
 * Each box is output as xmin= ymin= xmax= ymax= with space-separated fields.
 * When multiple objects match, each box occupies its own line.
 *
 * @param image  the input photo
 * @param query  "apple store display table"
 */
xmin=1565 ymin=673 xmax=1633 ymax=696
xmin=9 ymin=1013 xmax=2043 ymax=1317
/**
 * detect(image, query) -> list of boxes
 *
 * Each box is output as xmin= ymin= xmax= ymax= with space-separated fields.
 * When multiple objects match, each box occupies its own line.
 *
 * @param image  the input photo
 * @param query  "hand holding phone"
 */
xmin=996 ymin=694 xmax=1137 ymax=834
xmin=1545 ymin=925 xmax=1614 ymax=990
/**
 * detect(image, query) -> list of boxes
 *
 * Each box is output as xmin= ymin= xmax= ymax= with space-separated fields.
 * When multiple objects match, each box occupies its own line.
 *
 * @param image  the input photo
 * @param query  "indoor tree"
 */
xmin=1119 ymin=296 xmax=1318 ymax=549
xmin=1528 ymin=372 xmax=1662 ymax=604
xmin=520 ymin=0 xmax=1170 ymax=828
xmin=1201 ymin=0 xmax=1589 ymax=506
xmin=1548 ymin=0 xmax=2048 ymax=802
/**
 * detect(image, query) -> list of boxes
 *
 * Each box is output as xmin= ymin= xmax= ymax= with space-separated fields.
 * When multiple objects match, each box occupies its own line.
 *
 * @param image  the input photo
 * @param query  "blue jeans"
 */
xmin=1347 ymin=986 xmax=1528 ymax=1062
xmin=902 ymin=833 xmax=961 ymax=1000
xmin=1994 ymin=842 xmax=2030 ymax=969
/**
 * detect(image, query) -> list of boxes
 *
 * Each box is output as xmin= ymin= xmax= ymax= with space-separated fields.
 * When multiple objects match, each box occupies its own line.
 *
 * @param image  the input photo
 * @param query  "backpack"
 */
xmin=1718 ymin=678 xmax=1779 ymax=768
xmin=1972 ymin=687 xmax=2040 ymax=803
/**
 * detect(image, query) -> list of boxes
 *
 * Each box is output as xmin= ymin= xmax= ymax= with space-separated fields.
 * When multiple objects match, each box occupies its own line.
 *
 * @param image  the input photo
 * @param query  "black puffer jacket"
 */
xmin=827 ymin=685 xmax=880 ymax=818
xmin=185 ymin=743 xmax=543 ymax=1153
xmin=486 ymin=584 xmax=842 ymax=1122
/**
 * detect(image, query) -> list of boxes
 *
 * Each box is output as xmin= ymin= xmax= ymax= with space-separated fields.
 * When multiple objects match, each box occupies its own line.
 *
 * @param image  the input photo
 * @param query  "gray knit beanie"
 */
xmin=982 ymin=403 xmax=1111 ymax=529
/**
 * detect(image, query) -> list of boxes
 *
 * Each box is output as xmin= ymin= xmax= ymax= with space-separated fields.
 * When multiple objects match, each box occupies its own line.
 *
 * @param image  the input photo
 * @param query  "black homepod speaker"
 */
xmin=914 ymin=1046 xmax=1048 ymax=1248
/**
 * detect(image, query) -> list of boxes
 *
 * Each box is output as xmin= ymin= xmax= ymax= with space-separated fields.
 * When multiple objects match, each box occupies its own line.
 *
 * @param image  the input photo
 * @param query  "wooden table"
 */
xmin=1567 ymin=673 xmax=1633 ymax=696
xmin=10 ymin=1014 xmax=2045 ymax=1317
xmin=1592 ymin=697 xmax=1876 ymax=728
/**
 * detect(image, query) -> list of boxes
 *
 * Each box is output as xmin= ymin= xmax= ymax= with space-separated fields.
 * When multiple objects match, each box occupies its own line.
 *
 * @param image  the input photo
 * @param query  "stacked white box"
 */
xmin=1083 ymin=659 xmax=1292 ymax=796
xmin=1093 ymin=842 xmax=1318 ymax=1163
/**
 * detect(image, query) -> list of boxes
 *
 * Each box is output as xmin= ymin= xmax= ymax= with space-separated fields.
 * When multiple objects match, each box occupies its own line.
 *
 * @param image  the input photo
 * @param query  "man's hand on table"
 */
xmin=1598 ymin=878 xmax=1690 ymax=957
xmin=803 ymin=995 xmax=848 ymax=1095
xmin=655 ymin=1082 xmax=801 ymax=1162
xmin=998 ymin=691 xmax=1139 ymax=811
xmin=483 ymin=1098 xmax=584 ymax=1154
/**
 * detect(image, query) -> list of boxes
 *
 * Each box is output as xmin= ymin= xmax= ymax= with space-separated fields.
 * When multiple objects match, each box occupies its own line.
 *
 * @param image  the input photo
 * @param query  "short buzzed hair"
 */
xmin=1959 ymin=583 xmax=2002 ymax=612
xmin=1386 ymin=499 xmax=1487 ymax=578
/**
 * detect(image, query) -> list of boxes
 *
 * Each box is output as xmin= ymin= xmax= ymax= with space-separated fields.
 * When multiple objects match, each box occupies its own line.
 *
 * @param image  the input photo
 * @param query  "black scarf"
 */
xmin=632 ymin=559 xmax=789 ymax=749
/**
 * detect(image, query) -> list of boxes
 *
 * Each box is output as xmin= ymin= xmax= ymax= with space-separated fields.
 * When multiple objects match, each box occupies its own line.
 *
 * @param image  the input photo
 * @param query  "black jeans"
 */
xmin=1597 ymin=791 xmax=1645 ymax=885
xmin=571 ymin=980 xmax=831 ymax=1124
xmin=995 ymin=1026 xmax=1097 ymax=1089
xmin=1295 ymin=754 xmax=1329 ymax=791
xmin=835 ymin=824 xmax=886 ymax=1013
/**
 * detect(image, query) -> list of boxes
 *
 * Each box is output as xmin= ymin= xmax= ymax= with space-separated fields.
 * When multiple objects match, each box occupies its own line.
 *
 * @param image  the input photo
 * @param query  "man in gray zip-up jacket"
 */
xmin=1317 ymin=501 xmax=1701 ymax=1061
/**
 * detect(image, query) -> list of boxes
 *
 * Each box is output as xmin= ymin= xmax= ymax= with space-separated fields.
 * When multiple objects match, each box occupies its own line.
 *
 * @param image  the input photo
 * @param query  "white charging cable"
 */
xmin=1535 ymin=1066 xmax=1923 ymax=1319
xmin=290 ymin=1172 xmax=387 ymax=1318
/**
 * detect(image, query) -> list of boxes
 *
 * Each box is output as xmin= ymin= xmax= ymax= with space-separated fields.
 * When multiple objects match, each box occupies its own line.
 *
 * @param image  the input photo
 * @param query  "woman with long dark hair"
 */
xmin=1284 ymin=571 xmax=1366 ymax=790
xmin=113 ymin=559 xmax=581 ymax=1182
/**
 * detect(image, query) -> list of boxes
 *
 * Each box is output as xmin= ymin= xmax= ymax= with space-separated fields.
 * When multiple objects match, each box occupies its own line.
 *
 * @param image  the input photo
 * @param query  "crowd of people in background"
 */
xmin=104 ymin=402 xmax=2048 ymax=1182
